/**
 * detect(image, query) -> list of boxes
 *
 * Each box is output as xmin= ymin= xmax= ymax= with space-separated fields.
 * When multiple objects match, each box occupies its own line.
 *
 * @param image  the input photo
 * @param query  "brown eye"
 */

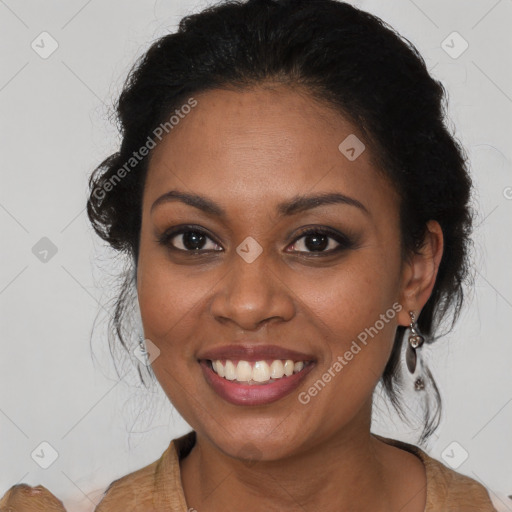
xmin=157 ymin=226 xmax=222 ymax=252
xmin=287 ymin=228 xmax=355 ymax=255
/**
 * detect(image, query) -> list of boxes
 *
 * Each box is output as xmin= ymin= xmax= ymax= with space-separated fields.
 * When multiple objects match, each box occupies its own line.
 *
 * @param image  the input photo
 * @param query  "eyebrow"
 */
xmin=150 ymin=190 xmax=369 ymax=217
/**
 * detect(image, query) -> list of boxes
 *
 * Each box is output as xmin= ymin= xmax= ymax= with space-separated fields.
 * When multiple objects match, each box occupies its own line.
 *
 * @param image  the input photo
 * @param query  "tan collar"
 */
xmin=152 ymin=431 xmax=195 ymax=511
xmin=148 ymin=430 xmax=496 ymax=512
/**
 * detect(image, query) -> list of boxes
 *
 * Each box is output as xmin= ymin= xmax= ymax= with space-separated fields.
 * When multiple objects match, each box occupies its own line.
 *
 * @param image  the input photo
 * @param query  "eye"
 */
xmin=157 ymin=226 xmax=222 ymax=252
xmin=286 ymin=227 xmax=354 ymax=254
xmin=157 ymin=225 xmax=355 ymax=255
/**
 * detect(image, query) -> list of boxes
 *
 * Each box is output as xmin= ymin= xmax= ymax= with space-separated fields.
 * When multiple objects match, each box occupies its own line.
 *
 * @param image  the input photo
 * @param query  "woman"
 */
xmin=0 ymin=0 xmax=503 ymax=510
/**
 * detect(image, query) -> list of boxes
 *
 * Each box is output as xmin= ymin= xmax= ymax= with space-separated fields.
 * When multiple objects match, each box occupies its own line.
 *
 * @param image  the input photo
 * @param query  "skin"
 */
xmin=136 ymin=84 xmax=444 ymax=512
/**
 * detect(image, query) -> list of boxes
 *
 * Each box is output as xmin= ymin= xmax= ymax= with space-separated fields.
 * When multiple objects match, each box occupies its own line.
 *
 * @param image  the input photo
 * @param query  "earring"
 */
xmin=138 ymin=335 xmax=148 ymax=362
xmin=405 ymin=311 xmax=425 ymax=391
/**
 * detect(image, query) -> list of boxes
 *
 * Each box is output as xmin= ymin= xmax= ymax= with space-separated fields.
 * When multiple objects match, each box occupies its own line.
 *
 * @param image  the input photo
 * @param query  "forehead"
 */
xmin=144 ymin=85 xmax=396 ymax=216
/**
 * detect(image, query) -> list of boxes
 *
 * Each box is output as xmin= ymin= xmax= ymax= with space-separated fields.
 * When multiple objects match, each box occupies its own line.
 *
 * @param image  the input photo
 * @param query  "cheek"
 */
xmin=138 ymin=266 xmax=189 ymax=336
xmin=303 ymin=251 xmax=399 ymax=322
xmin=137 ymin=237 xmax=215 ymax=343
xmin=136 ymin=249 xmax=208 ymax=413
xmin=291 ymin=258 xmax=401 ymax=429
xmin=138 ymin=274 xmax=212 ymax=376
xmin=295 ymin=250 xmax=401 ymax=370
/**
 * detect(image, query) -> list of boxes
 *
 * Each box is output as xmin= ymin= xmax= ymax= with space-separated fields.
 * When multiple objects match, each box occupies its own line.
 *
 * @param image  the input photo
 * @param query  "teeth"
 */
xmin=253 ymin=361 xmax=270 ymax=382
xmin=225 ymin=360 xmax=237 ymax=380
xmin=283 ymin=360 xmax=294 ymax=376
xmin=214 ymin=360 xmax=225 ymax=378
xmin=270 ymin=360 xmax=284 ymax=379
xmin=210 ymin=359 xmax=308 ymax=384
xmin=236 ymin=361 xmax=252 ymax=382
xmin=294 ymin=361 xmax=304 ymax=373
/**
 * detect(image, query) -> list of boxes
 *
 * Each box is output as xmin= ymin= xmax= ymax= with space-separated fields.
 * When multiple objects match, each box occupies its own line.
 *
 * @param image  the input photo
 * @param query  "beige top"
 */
xmin=96 ymin=431 xmax=498 ymax=511
xmin=0 ymin=431 xmax=500 ymax=511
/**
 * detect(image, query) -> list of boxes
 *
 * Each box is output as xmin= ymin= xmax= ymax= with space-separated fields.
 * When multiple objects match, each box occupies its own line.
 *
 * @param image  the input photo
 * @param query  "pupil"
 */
xmin=305 ymin=234 xmax=328 ymax=252
xmin=183 ymin=231 xmax=205 ymax=250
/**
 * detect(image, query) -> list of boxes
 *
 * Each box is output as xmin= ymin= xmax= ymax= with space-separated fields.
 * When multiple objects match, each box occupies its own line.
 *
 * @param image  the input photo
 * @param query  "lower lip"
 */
xmin=199 ymin=360 xmax=315 ymax=406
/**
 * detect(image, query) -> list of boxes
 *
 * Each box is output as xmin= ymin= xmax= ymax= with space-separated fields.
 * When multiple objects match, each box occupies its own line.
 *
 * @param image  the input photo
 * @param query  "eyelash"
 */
xmin=156 ymin=225 xmax=355 ymax=256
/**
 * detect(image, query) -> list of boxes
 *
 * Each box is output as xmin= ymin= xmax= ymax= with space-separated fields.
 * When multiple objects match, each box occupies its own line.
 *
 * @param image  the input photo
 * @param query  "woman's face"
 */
xmin=137 ymin=85 xmax=418 ymax=460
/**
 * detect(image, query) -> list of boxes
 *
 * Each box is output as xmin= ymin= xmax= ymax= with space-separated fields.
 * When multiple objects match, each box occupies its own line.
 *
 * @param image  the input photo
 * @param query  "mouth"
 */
xmin=198 ymin=352 xmax=316 ymax=406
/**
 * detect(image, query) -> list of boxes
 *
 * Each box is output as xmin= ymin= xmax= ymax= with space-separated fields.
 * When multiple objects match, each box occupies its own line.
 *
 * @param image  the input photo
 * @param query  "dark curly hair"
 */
xmin=86 ymin=0 xmax=473 ymax=444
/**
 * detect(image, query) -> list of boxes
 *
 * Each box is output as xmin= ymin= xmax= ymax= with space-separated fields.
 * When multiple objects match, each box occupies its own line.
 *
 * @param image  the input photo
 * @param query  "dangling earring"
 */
xmin=405 ymin=311 xmax=425 ymax=391
xmin=138 ymin=334 xmax=148 ymax=362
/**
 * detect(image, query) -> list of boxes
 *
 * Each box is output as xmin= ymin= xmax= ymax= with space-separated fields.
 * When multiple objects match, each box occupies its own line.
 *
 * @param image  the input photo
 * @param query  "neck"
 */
xmin=180 ymin=406 xmax=402 ymax=512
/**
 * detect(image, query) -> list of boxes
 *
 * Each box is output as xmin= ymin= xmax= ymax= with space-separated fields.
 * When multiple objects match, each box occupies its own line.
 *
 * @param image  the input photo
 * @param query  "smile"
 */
xmin=208 ymin=359 xmax=312 ymax=384
xmin=199 ymin=358 xmax=315 ymax=406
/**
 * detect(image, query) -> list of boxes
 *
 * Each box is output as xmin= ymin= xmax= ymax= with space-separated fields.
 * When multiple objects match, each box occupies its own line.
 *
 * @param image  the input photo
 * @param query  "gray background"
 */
xmin=1 ymin=0 xmax=511 ymax=510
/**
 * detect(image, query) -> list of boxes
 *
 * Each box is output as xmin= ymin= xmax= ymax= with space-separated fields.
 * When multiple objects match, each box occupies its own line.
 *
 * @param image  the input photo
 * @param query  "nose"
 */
xmin=209 ymin=251 xmax=295 ymax=330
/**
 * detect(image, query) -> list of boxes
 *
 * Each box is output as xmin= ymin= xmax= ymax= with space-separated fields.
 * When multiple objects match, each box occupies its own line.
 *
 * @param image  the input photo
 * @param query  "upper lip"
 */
xmin=198 ymin=343 xmax=316 ymax=362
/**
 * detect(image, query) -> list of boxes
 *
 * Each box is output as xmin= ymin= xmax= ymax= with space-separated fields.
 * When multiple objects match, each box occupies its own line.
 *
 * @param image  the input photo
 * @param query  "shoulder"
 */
xmin=374 ymin=434 xmax=498 ymax=511
xmin=420 ymin=452 xmax=497 ymax=511
xmin=0 ymin=433 xmax=194 ymax=512
xmin=0 ymin=484 xmax=67 ymax=511
xmin=94 ymin=431 xmax=195 ymax=512
xmin=94 ymin=457 xmax=161 ymax=512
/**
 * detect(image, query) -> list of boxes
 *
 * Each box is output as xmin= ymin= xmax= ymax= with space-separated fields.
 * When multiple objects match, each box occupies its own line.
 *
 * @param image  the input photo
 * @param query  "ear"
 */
xmin=396 ymin=220 xmax=444 ymax=327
